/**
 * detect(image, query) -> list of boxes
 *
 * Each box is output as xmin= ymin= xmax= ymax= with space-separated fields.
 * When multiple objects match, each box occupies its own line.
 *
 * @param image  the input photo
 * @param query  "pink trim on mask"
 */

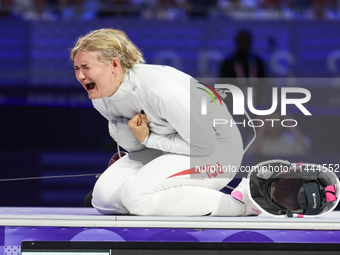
xmin=325 ymin=185 xmax=337 ymax=202
xmin=325 ymin=185 xmax=335 ymax=193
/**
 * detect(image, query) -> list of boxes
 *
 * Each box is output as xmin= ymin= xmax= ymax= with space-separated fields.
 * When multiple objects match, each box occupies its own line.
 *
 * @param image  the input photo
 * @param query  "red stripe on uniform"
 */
xmin=166 ymin=167 xmax=200 ymax=179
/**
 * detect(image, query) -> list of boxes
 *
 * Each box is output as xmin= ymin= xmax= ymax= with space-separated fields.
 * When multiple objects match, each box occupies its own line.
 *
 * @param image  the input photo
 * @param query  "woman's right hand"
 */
xmin=128 ymin=110 xmax=150 ymax=143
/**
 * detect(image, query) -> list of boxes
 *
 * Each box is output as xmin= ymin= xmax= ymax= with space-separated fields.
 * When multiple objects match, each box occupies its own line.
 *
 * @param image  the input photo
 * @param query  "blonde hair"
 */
xmin=71 ymin=28 xmax=145 ymax=70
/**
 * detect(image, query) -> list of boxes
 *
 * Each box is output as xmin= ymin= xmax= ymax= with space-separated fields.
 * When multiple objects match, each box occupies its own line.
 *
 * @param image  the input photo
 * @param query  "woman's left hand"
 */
xmin=128 ymin=110 xmax=150 ymax=143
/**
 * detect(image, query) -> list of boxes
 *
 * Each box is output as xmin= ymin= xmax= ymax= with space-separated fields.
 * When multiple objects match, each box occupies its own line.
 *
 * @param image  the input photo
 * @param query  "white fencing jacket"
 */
xmin=92 ymin=64 xmax=234 ymax=156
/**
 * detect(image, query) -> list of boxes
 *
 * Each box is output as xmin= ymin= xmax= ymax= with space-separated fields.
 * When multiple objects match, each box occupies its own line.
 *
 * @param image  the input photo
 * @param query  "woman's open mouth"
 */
xmin=85 ymin=82 xmax=96 ymax=91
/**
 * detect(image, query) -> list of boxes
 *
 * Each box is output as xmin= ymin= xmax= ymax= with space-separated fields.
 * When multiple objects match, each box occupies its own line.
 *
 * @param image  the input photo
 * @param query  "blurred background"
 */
xmin=0 ymin=0 xmax=340 ymax=208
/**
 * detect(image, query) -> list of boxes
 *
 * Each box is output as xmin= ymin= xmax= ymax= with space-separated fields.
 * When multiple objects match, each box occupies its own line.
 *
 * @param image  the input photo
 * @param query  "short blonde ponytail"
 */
xmin=71 ymin=28 xmax=145 ymax=70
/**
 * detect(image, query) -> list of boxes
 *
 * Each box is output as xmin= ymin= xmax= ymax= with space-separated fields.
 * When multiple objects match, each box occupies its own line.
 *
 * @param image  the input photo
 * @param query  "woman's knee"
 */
xmin=91 ymin=177 xmax=129 ymax=214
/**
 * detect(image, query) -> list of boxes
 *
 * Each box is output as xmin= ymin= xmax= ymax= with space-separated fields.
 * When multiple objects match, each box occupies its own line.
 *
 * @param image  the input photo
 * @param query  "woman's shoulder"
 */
xmin=132 ymin=64 xmax=190 ymax=77
xmin=131 ymin=64 xmax=191 ymax=87
xmin=130 ymin=64 xmax=191 ymax=101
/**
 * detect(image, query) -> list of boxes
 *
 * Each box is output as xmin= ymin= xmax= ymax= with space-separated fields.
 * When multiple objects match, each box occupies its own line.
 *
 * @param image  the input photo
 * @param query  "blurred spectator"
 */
xmin=98 ymin=0 xmax=140 ymax=17
xmin=58 ymin=0 xmax=77 ymax=19
xmin=303 ymin=0 xmax=338 ymax=19
xmin=12 ymin=0 xmax=56 ymax=20
xmin=159 ymin=0 xmax=190 ymax=20
xmin=187 ymin=0 xmax=217 ymax=17
xmin=217 ymin=0 xmax=259 ymax=19
xmin=219 ymin=29 xmax=268 ymax=106
xmin=258 ymin=0 xmax=282 ymax=8
xmin=140 ymin=0 xmax=189 ymax=20
xmin=248 ymin=111 xmax=312 ymax=160
xmin=0 ymin=0 xmax=13 ymax=17
xmin=58 ymin=0 xmax=99 ymax=20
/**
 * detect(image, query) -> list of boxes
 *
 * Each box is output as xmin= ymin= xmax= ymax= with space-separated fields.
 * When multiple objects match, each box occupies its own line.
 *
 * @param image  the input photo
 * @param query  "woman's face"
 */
xmin=74 ymin=50 xmax=119 ymax=99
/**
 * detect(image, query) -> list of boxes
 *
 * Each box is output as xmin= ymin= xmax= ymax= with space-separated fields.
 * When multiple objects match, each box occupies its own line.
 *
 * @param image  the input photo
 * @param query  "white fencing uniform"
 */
xmin=91 ymin=64 xmax=245 ymax=216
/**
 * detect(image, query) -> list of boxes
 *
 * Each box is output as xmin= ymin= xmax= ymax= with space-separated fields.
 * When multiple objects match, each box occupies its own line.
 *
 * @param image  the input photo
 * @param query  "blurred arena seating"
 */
xmin=0 ymin=0 xmax=340 ymax=21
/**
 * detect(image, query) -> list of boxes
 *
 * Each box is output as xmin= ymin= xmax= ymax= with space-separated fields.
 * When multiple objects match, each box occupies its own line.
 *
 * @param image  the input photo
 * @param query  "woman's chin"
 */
xmin=87 ymin=90 xmax=100 ymax=100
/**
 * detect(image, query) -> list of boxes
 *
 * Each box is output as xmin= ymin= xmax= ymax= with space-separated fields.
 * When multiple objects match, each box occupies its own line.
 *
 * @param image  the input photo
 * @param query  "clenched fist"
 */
xmin=128 ymin=110 xmax=150 ymax=143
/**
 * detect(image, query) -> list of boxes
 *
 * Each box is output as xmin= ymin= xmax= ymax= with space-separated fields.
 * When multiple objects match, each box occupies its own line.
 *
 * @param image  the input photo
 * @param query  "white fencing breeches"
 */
xmin=92 ymin=139 xmax=245 ymax=216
